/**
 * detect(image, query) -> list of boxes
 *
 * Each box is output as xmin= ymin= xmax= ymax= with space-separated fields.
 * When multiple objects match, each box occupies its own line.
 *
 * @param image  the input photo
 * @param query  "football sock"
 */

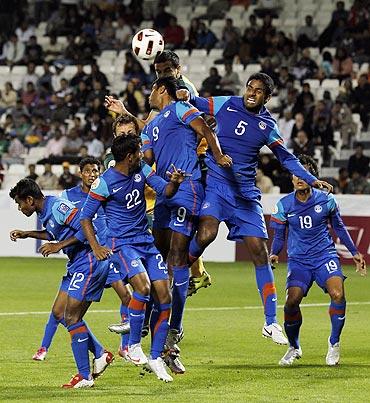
xmin=143 ymin=295 xmax=154 ymax=329
xmin=68 ymin=321 xmax=90 ymax=379
xmin=170 ymin=265 xmax=189 ymax=331
xmin=41 ymin=313 xmax=65 ymax=349
xmin=284 ymin=306 xmax=302 ymax=349
xmin=329 ymin=300 xmax=346 ymax=345
xmin=255 ymin=264 xmax=277 ymax=325
xmin=85 ymin=322 xmax=104 ymax=359
xmin=128 ymin=291 xmax=149 ymax=346
xmin=120 ymin=303 xmax=129 ymax=349
xmin=189 ymin=238 xmax=203 ymax=264
xmin=150 ymin=303 xmax=171 ymax=359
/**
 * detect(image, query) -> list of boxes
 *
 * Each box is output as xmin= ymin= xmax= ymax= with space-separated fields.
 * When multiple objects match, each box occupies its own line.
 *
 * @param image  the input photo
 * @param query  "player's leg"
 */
xmin=33 ymin=288 xmax=68 ymax=361
xmin=243 ymin=236 xmax=287 ymax=345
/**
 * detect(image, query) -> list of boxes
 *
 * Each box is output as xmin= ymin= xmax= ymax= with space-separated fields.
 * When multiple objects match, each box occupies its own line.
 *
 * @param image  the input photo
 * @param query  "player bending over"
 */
xmin=179 ymin=72 xmax=333 ymax=345
xmin=10 ymin=179 xmax=113 ymax=388
xmin=270 ymin=154 xmax=366 ymax=366
xmin=80 ymin=135 xmax=186 ymax=382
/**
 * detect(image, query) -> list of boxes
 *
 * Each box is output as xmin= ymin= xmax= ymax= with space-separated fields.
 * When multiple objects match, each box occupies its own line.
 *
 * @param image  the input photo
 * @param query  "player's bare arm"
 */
xmin=38 ymin=236 xmax=80 ymax=257
xmin=142 ymin=149 xmax=155 ymax=166
xmin=80 ymin=218 xmax=112 ymax=260
xmin=164 ymin=164 xmax=186 ymax=197
xmin=353 ymin=252 xmax=367 ymax=276
xmin=189 ymin=117 xmax=232 ymax=168
xmin=176 ymin=89 xmax=190 ymax=102
xmin=312 ymin=179 xmax=334 ymax=194
xmin=269 ymin=254 xmax=279 ymax=265
xmin=10 ymin=229 xmax=49 ymax=241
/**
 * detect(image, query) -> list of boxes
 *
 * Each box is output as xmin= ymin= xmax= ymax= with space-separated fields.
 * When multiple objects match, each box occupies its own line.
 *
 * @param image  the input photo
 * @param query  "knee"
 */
xmin=285 ymin=298 xmax=300 ymax=310
xmin=64 ymin=311 xmax=78 ymax=327
xmin=168 ymin=248 xmax=187 ymax=267
xmin=52 ymin=308 xmax=64 ymax=322
xmin=135 ymin=283 xmax=151 ymax=297
xmin=197 ymin=226 xmax=217 ymax=247
xmin=329 ymin=289 xmax=345 ymax=304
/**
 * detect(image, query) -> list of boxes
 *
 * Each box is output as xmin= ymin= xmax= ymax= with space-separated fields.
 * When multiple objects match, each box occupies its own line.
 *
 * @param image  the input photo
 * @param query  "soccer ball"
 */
xmin=131 ymin=29 xmax=164 ymax=61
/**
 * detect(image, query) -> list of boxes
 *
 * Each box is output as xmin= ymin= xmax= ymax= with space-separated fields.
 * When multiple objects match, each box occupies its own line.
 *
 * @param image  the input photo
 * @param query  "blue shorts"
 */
xmin=110 ymin=241 xmax=168 ymax=283
xmin=59 ymin=272 xmax=73 ymax=293
xmin=153 ymin=179 xmax=204 ymax=237
xmin=287 ymin=256 xmax=344 ymax=296
xmin=67 ymin=253 xmax=109 ymax=302
xmin=105 ymin=260 xmax=127 ymax=287
xmin=200 ymin=178 xmax=267 ymax=241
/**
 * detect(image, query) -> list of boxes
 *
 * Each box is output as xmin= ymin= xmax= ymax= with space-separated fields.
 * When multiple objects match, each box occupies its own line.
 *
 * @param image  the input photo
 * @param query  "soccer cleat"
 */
xmin=118 ymin=346 xmax=129 ymax=361
xmin=279 ymin=346 xmax=302 ymax=366
xmin=147 ymin=356 xmax=173 ymax=382
xmin=326 ymin=337 xmax=340 ymax=366
xmin=62 ymin=374 xmax=94 ymax=388
xmin=141 ymin=324 xmax=150 ymax=338
xmin=126 ymin=343 xmax=148 ymax=366
xmin=32 ymin=347 xmax=47 ymax=361
xmin=92 ymin=350 xmax=114 ymax=379
xmin=108 ymin=321 xmax=130 ymax=335
xmin=166 ymin=328 xmax=183 ymax=350
xmin=163 ymin=349 xmax=186 ymax=374
xmin=187 ymin=271 xmax=212 ymax=297
xmin=262 ymin=323 xmax=288 ymax=345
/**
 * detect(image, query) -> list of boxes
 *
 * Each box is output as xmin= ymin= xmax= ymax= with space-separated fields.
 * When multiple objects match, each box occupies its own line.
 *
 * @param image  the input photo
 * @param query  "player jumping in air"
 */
xmin=9 ymin=179 xmax=113 ymax=388
xmin=80 ymin=135 xmax=186 ymax=382
xmin=269 ymin=154 xmax=367 ymax=366
xmin=179 ymin=72 xmax=333 ymax=345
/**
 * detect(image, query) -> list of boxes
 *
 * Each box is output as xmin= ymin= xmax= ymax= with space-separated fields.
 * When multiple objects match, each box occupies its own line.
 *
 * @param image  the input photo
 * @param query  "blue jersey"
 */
xmin=189 ymin=95 xmax=317 ymax=194
xmin=270 ymin=188 xmax=358 ymax=261
xmin=80 ymin=163 xmax=168 ymax=246
xmin=61 ymin=185 xmax=108 ymax=245
xmin=38 ymin=195 xmax=88 ymax=264
xmin=141 ymin=101 xmax=203 ymax=181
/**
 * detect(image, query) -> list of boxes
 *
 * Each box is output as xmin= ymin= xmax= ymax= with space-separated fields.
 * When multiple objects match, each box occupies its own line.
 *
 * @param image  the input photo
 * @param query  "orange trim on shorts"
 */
xmin=153 ymin=309 xmax=170 ymax=334
xmin=119 ymin=250 xmax=130 ymax=273
xmin=262 ymin=282 xmax=276 ymax=306
xmin=69 ymin=325 xmax=88 ymax=336
xmin=186 ymin=180 xmax=197 ymax=232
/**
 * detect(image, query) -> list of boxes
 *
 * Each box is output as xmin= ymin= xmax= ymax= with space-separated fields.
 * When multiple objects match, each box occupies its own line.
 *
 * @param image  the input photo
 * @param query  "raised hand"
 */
xmin=104 ymin=95 xmax=126 ymax=115
xmin=312 ymin=180 xmax=333 ymax=194
xmin=176 ymin=89 xmax=190 ymax=101
xmin=166 ymin=164 xmax=187 ymax=185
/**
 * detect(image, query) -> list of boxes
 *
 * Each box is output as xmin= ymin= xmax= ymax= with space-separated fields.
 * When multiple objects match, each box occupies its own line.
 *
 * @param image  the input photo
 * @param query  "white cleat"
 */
xmin=62 ymin=374 xmax=94 ymax=389
xmin=126 ymin=343 xmax=148 ymax=366
xmin=108 ymin=322 xmax=130 ymax=335
xmin=279 ymin=346 xmax=302 ymax=366
xmin=92 ymin=350 xmax=114 ymax=379
xmin=262 ymin=323 xmax=288 ymax=345
xmin=147 ymin=356 xmax=173 ymax=382
xmin=326 ymin=337 xmax=340 ymax=366
xmin=32 ymin=347 xmax=47 ymax=361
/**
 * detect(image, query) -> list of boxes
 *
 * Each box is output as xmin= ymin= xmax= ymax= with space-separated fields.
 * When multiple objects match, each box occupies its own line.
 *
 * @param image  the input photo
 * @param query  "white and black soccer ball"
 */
xmin=131 ymin=29 xmax=164 ymax=61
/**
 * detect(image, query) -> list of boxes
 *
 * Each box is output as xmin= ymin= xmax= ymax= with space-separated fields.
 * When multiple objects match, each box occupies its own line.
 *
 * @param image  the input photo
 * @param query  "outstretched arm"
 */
xmin=10 ymin=229 xmax=50 ymax=241
xmin=38 ymin=236 xmax=80 ymax=257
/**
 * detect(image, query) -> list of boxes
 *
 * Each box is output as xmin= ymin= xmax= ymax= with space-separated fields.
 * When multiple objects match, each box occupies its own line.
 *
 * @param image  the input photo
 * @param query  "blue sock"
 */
xmin=150 ymin=303 xmax=171 ymax=359
xmin=189 ymin=238 xmax=203 ymax=264
xmin=41 ymin=313 xmax=65 ymax=349
xmin=120 ymin=304 xmax=130 ymax=349
xmin=255 ymin=264 xmax=277 ymax=325
xmin=128 ymin=291 xmax=149 ymax=346
xmin=284 ymin=306 xmax=302 ymax=349
xmin=144 ymin=295 xmax=154 ymax=328
xmin=67 ymin=321 xmax=90 ymax=379
xmin=85 ymin=322 xmax=104 ymax=359
xmin=329 ymin=300 xmax=346 ymax=345
xmin=170 ymin=265 xmax=189 ymax=331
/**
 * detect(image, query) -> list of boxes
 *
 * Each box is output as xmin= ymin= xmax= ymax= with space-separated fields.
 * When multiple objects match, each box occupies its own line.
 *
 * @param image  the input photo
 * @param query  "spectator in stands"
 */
xmin=43 ymin=34 xmax=64 ymax=63
xmin=293 ymin=48 xmax=318 ymax=81
xmin=37 ymin=62 xmax=54 ymax=92
xmin=0 ymin=82 xmax=17 ymax=115
xmin=336 ymin=167 xmax=350 ymax=194
xmin=256 ymin=168 xmax=274 ymax=193
xmin=196 ymin=22 xmax=218 ymax=53
xmin=260 ymin=58 xmax=279 ymax=84
xmin=17 ymin=113 xmax=32 ymax=140
xmin=63 ymin=128 xmax=83 ymax=156
xmin=222 ymin=18 xmax=241 ymax=46
xmin=84 ymin=111 xmax=105 ymax=139
xmin=97 ymin=16 xmax=116 ymax=51
xmin=238 ymin=28 xmax=259 ymax=67
xmin=45 ymin=128 xmax=67 ymax=158
xmin=185 ymin=18 xmax=200 ymax=53
xmin=50 ymin=94 xmax=70 ymax=123
xmin=348 ymin=0 xmax=369 ymax=32
xmin=346 ymin=170 xmax=370 ymax=194
xmin=313 ymin=116 xmax=335 ymax=166
xmin=4 ymin=114 xmax=16 ymax=134
xmin=332 ymin=48 xmax=353 ymax=83
xmin=0 ymin=128 xmax=9 ymax=155
xmin=2 ymin=33 xmax=25 ymax=66
xmin=36 ymin=163 xmax=59 ymax=190
xmin=278 ymin=88 xmax=298 ymax=118
xmin=2 ymin=131 xmax=26 ymax=165
xmin=120 ymin=80 xmax=145 ymax=116
xmin=331 ymin=18 xmax=348 ymax=47
xmin=348 ymin=143 xmax=370 ymax=178
xmin=280 ymin=43 xmax=296 ymax=69
xmin=301 ymin=94 xmax=315 ymax=128
xmin=86 ymin=79 xmax=107 ymax=106
xmin=78 ymin=145 xmax=89 ymax=159
xmin=201 ymin=67 xmax=221 ymax=96
xmin=318 ymin=51 xmax=334 ymax=80
xmin=70 ymin=64 xmax=88 ymax=88
xmin=292 ymin=129 xmax=315 ymax=157
xmin=86 ymin=130 xmax=104 ymax=159
xmin=33 ymin=95 xmax=52 ymax=121
xmin=15 ymin=20 xmax=35 ymax=44
xmin=153 ymin=4 xmax=175 ymax=31
xmin=221 ymin=30 xmax=241 ymax=65
xmin=313 ymin=100 xmax=331 ymax=127
xmin=337 ymin=78 xmax=354 ymax=106
xmin=26 ymin=163 xmax=38 ymax=181
xmin=21 ymin=82 xmax=38 ymax=109
xmin=351 ymin=74 xmax=370 ymax=131
xmin=332 ymin=1 xmax=349 ymax=25
xmin=278 ymin=110 xmax=295 ymax=146
xmin=88 ymin=60 xmax=109 ymax=89
xmin=204 ymin=0 xmax=228 ymax=23
xmin=255 ymin=0 xmax=282 ymax=19
xmin=86 ymin=97 xmax=107 ymax=121
xmin=296 ymin=15 xmax=319 ymax=49
xmin=220 ymin=63 xmax=240 ymax=95
xmin=58 ymin=161 xmax=80 ymax=189
xmin=331 ymin=100 xmax=357 ymax=149
xmin=115 ymin=16 xmax=132 ymax=50
xmin=21 ymin=62 xmax=39 ymax=91
xmin=78 ymin=32 xmax=100 ymax=65
xmin=10 ymin=99 xmax=30 ymax=128
xmin=164 ymin=16 xmax=185 ymax=49
xmin=73 ymin=79 xmax=90 ymax=113
xmin=276 ymin=66 xmax=295 ymax=90
xmin=24 ymin=35 xmax=43 ymax=65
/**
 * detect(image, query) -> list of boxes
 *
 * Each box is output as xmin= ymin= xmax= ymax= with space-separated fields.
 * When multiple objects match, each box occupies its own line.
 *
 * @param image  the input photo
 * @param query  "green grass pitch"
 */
xmin=0 ymin=257 xmax=369 ymax=402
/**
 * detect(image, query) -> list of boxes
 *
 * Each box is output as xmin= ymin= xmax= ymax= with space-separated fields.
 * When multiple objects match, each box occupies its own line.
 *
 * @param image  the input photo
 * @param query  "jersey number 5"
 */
xmin=235 ymin=120 xmax=248 ymax=136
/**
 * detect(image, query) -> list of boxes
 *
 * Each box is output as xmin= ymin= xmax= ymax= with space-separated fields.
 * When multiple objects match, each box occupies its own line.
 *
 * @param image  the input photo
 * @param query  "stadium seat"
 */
xmin=8 ymin=164 xmax=26 ymax=175
xmin=245 ymin=64 xmax=261 ymax=74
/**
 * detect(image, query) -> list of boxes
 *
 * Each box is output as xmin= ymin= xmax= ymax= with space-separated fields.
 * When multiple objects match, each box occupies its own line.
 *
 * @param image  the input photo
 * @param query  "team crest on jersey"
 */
xmin=108 ymin=160 xmax=116 ymax=168
xmin=91 ymin=178 xmax=100 ymax=190
xmin=48 ymin=219 xmax=55 ymax=228
xmin=164 ymin=110 xmax=170 ymax=118
xmin=134 ymin=174 xmax=142 ymax=182
xmin=314 ymin=205 xmax=322 ymax=213
xmin=202 ymin=202 xmax=210 ymax=209
xmin=259 ymin=121 xmax=267 ymax=130
xmin=131 ymin=259 xmax=139 ymax=267
xmin=57 ymin=203 xmax=70 ymax=214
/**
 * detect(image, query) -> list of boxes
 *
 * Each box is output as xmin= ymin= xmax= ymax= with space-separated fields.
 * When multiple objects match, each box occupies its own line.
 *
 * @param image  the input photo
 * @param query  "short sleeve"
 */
xmin=141 ymin=130 xmax=152 ymax=152
xmin=175 ymin=101 xmax=203 ymax=125
xmin=327 ymin=193 xmax=338 ymax=214
xmin=51 ymin=200 xmax=78 ymax=225
xmin=89 ymin=176 xmax=110 ymax=201
xmin=270 ymin=200 xmax=287 ymax=228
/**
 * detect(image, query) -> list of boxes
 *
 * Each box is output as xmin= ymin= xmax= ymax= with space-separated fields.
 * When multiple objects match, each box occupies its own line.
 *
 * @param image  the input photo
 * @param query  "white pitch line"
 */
xmin=0 ymin=301 xmax=369 ymax=317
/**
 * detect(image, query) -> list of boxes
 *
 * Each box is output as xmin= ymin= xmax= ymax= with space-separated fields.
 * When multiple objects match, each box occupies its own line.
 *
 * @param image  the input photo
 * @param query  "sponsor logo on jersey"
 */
xmin=134 ymin=174 xmax=142 ymax=182
xmin=131 ymin=259 xmax=139 ymax=267
xmin=315 ymin=205 xmax=322 ymax=213
xmin=202 ymin=202 xmax=210 ymax=209
xmin=259 ymin=121 xmax=267 ymax=130
xmin=57 ymin=203 xmax=70 ymax=214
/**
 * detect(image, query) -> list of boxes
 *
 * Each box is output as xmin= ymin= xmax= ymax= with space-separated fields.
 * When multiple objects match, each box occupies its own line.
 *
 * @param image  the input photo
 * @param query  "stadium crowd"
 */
xmin=0 ymin=0 xmax=369 ymax=194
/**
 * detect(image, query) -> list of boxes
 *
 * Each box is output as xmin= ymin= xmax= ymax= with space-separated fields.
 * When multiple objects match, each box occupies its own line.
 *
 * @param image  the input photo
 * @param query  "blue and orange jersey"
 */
xmin=141 ymin=101 xmax=203 ymax=181
xmin=80 ymin=163 xmax=168 ymax=245
xmin=61 ymin=185 xmax=108 ymax=245
xmin=189 ymin=95 xmax=317 ymax=193
xmin=270 ymin=188 xmax=358 ymax=260
xmin=38 ymin=195 xmax=88 ymax=263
